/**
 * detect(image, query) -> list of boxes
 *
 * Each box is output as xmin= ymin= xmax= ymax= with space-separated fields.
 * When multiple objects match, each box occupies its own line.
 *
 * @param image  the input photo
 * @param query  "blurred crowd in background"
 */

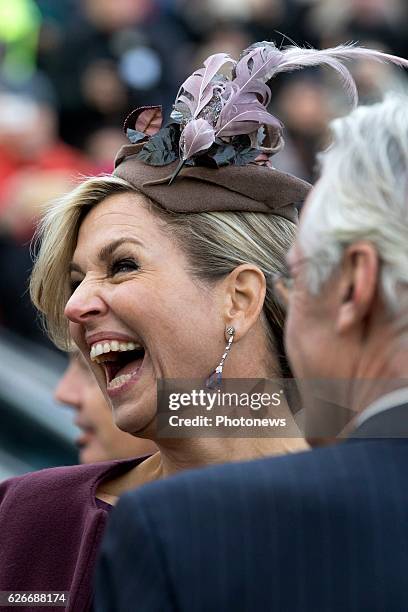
xmin=0 ymin=0 xmax=407 ymax=474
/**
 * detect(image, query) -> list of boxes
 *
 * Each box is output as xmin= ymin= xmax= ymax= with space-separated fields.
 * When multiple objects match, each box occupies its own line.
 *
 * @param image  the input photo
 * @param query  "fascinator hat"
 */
xmin=114 ymin=41 xmax=408 ymax=221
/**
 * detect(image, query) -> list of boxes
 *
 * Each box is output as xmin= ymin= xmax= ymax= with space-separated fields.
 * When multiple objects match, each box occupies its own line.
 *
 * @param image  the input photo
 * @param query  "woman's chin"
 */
xmin=112 ymin=400 xmax=156 ymax=439
xmin=79 ymin=444 xmax=108 ymax=465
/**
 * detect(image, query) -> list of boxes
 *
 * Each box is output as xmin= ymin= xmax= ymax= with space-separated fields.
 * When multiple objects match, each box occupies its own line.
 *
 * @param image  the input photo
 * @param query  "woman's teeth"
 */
xmin=107 ymin=372 xmax=138 ymax=390
xmin=88 ymin=339 xmax=145 ymax=391
xmin=90 ymin=341 xmax=141 ymax=362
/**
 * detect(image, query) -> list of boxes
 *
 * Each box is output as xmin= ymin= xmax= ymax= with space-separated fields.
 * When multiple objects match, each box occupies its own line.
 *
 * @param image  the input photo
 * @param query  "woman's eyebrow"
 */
xmin=97 ymin=237 xmax=144 ymax=262
xmin=68 ymin=237 xmax=144 ymax=274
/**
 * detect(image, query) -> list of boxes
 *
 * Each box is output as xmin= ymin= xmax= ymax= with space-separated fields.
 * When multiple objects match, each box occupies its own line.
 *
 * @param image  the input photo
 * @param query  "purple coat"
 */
xmin=0 ymin=457 xmax=143 ymax=611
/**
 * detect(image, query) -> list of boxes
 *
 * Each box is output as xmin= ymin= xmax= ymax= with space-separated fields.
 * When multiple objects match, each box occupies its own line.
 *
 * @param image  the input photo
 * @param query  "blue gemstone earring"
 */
xmin=206 ymin=326 xmax=235 ymax=389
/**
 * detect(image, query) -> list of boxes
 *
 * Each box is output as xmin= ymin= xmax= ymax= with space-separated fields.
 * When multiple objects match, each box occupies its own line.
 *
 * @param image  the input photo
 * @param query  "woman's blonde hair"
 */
xmin=30 ymin=175 xmax=296 ymax=374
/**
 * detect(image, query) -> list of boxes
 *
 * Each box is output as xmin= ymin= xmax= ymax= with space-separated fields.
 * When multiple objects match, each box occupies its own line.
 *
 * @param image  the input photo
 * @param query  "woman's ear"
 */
xmin=222 ymin=264 xmax=266 ymax=340
xmin=336 ymin=242 xmax=379 ymax=334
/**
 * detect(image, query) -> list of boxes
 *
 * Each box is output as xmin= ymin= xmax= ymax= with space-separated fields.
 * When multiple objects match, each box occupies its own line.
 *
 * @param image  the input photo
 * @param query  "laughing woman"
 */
xmin=1 ymin=41 xmax=403 ymax=612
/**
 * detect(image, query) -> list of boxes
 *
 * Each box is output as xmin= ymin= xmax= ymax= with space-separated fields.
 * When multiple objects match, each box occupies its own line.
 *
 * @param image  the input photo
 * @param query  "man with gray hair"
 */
xmin=96 ymin=96 xmax=408 ymax=611
xmin=278 ymin=93 xmax=408 ymax=440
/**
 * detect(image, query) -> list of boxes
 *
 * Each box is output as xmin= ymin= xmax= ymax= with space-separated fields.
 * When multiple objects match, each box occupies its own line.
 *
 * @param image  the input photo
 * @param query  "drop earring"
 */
xmin=206 ymin=326 xmax=235 ymax=389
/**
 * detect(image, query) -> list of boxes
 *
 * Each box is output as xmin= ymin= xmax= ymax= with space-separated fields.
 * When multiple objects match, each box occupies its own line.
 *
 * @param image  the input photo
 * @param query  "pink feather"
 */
xmin=215 ymin=42 xmax=408 ymax=138
xmin=234 ymin=44 xmax=282 ymax=102
xmin=261 ymin=43 xmax=408 ymax=107
xmin=180 ymin=118 xmax=215 ymax=160
xmin=172 ymin=42 xmax=408 ymax=166
xmin=217 ymin=105 xmax=281 ymax=137
xmin=174 ymin=52 xmax=235 ymax=119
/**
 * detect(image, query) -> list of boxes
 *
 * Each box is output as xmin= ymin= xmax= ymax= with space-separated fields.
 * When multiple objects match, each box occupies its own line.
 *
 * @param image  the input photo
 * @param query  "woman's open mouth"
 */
xmin=90 ymin=340 xmax=145 ymax=394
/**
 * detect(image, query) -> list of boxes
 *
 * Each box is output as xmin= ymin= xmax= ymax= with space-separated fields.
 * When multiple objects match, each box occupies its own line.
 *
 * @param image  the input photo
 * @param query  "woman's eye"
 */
xmin=110 ymin=259 xmax=139 ymax=275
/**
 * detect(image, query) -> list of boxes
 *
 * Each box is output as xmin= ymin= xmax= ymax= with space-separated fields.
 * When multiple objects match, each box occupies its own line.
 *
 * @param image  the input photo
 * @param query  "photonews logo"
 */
xmin=156 ymin=378 xmax=302 ymax=438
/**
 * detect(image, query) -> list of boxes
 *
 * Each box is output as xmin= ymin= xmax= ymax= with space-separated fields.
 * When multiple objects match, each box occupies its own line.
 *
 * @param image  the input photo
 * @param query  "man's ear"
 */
xmin=222 ymin=264 xmax=266 ymax=341
xmin=336 ymin=242 xmax=379 ymax=334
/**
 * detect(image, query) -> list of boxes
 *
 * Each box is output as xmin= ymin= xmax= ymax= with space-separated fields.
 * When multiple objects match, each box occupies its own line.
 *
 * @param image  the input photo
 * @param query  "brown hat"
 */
xmin=114 ymin=141 xmax=310 ymax=223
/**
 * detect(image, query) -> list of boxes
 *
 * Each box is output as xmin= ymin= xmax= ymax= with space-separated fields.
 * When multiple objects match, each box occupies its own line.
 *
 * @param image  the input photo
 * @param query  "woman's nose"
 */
xmin=54 ymin=366 xmax=81 ymax=408
xmin=64 ymin=283 xmax=108 ymax=324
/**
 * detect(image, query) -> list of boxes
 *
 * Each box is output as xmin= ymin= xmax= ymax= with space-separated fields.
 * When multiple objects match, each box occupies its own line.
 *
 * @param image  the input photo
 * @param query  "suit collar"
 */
xmin=350 ymin=394 xmax=408 ymax=439
xmin=355 ymin=387 xmax=408 ymax=428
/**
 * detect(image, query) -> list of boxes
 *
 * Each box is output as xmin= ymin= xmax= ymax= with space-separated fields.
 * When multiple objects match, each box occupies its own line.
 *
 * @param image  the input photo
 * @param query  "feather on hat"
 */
xmin=114 ymin=41 xmax=408 ymax=219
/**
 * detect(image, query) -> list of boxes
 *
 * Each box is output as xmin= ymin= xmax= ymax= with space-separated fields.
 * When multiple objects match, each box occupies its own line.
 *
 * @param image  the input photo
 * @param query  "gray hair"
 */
xmin=299 ymin=94 xmax=408 ymax=313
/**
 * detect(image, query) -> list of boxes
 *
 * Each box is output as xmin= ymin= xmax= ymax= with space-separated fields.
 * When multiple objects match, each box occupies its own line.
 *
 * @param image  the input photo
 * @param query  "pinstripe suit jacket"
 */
xmin=95 ymin=403 xmax=408 ymax=612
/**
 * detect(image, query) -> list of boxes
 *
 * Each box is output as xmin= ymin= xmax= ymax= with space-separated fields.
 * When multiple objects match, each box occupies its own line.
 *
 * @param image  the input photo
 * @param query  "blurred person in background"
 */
xmin=55 ymin=350 xmax=157 ymax=464
xmin=305 ymin=0 xmax=408 ymax=112
xmin=37 ymin=0 xmax=189 ymax=149
xmin=310 ymin=0 xmax=408 ymax=58
xmin=272 ymin=75 xmax=332 ymax=182
xmin=84 ymin=127 xmax=128 ymax=175
xmin=0 ymin=94 xmax=90 ymax=238
xmin=0 ymin=93 xmax=91 ymax=345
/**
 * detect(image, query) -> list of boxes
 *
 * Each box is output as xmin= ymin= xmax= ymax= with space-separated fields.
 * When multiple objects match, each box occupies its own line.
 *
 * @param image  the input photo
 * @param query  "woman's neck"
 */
xmin=153 ymin=434 xmax=306 ymax=477
xmin=97 ymin=404 xmax=307 ymax=504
